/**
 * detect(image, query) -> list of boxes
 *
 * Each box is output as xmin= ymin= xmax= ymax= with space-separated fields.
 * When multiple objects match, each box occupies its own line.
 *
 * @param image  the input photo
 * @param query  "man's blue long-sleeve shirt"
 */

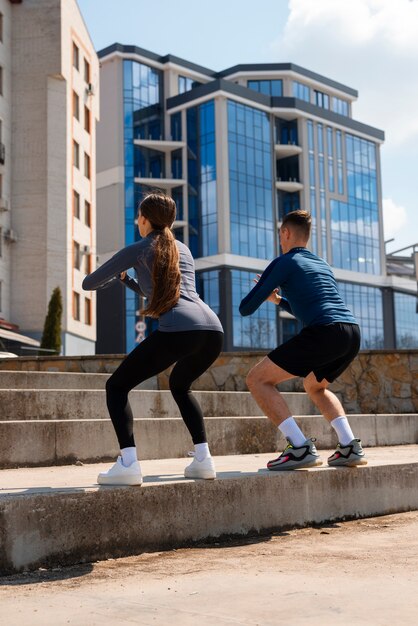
xmin=239 ymin=247 xmax=357 ymax=327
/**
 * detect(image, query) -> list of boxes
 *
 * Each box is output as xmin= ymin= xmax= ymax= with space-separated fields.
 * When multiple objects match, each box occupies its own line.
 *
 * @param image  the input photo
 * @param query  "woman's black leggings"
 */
xmin=105 ymin=330 xmax=224 ymax=449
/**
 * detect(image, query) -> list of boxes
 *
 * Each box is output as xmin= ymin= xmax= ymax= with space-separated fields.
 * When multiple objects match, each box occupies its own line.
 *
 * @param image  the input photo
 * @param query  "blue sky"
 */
xmin=78 ymin=0 xmax=418 ymax=254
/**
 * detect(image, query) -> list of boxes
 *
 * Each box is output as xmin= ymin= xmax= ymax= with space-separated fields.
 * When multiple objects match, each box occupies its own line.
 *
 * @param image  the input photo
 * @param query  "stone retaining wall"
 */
xmin=0 ymin=350 xmax=416 ymax=414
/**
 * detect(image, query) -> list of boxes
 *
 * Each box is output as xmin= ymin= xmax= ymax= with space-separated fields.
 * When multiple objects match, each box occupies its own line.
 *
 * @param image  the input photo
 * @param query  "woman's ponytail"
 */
xmin=139 ymin=194 xmax=181 ymax=318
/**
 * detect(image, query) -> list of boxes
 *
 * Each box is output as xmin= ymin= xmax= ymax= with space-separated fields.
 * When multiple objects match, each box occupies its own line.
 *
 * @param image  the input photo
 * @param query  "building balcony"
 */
xmin=134 ymin=139 xmax=186 ymax=154
xmin=134 ymin=175 xmax=186 ymax=190
xmin=274 ymin=143 xmax=302 ymax=160
xmin=275 ymin=179 xmax=304 ymax=192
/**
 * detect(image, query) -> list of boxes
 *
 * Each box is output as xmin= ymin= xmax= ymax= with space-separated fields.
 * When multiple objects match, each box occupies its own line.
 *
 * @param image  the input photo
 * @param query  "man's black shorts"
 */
xmin=268 ymin=323 xmax=361 ymax=383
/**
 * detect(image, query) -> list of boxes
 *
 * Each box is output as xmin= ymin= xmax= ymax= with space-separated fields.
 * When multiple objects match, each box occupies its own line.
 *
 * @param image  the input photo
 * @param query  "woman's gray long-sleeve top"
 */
xmin=82 ymin=231 xmax=223 ymax=334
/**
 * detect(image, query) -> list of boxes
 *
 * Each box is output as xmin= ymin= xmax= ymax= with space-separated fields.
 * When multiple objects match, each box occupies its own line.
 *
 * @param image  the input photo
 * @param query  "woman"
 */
xmin=82 ymin=192 xmax=224 ymax=485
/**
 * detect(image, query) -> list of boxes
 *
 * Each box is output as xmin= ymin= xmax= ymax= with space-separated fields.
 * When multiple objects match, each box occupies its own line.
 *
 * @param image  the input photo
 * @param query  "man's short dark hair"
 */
xmin=281 ymin=210 xmax=312 ymax=240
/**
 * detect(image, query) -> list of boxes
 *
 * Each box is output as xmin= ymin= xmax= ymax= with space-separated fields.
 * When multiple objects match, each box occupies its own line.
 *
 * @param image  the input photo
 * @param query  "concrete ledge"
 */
xmin=1 ymin=414 xmax=417 ymax=468
xmin=0 ymin=389 xmax=317 ymax=420
xmin=1 ymin=446 xmax=417 ymax=574
xmin=0 ymin=371 xmax=157 ymax=390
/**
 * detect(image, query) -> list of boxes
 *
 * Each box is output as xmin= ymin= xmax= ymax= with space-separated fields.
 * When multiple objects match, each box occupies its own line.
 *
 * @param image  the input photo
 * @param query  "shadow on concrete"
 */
xmin=0 ymin=562 xmax=94 ymax=586
xmin=193 ymin=529 xmax=290 ymax=550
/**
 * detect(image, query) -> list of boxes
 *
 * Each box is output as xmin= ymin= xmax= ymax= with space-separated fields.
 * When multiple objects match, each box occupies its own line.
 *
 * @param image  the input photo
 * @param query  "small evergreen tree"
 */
xmin=41 ymin=287 xmax=63 ymax=353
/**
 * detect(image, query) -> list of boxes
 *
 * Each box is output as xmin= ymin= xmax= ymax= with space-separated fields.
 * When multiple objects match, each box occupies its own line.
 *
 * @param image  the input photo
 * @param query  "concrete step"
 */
xmin=1 ymin=445 xmax=417 ymax=574
xmin=1 ymin=414 xmax=417 ymax=468
xmin=0 ymin=389 xmax=317 ymax=420
xmin=0 ymin=370 xmax=156 ymax=390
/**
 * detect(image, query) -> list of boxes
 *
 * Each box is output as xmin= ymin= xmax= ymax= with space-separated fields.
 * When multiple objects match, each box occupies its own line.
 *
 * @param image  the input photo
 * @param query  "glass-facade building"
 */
xmin=96 ymin=44 xmax=417 ymax=353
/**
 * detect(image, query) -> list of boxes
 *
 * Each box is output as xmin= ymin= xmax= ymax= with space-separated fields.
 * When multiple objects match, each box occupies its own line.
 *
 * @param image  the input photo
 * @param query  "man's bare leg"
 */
xmin=302 ymin=372 xmax=366 ymax=466
xmin=302 ymin=372 xmax=344 ymax=423
xmin=246 ymin=357 xmax=295 ymax=426
xmin=246 ymin=357 xmax=322 ymax=469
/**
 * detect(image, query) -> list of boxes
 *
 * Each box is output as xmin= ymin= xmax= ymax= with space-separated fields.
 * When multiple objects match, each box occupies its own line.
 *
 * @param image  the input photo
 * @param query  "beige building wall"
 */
xmin=96 ymin=56 xmax=125 ymax=259
xmin=0 ymin=0 xmax=13 ymax=321
xmin=9 ymin=0 xmax=99 ymax=354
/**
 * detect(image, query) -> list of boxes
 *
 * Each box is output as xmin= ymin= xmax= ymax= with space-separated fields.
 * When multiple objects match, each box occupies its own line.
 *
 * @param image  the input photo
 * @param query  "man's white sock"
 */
xmin=331 ymin=416 xmax=355 ymax=446
xmin=121 ymin=446 xmax=138 ymax=467
xmin=278 ymin=416 xmax=307 ymax=447
xmin=194 ymin=442 xmax=211 ymax=462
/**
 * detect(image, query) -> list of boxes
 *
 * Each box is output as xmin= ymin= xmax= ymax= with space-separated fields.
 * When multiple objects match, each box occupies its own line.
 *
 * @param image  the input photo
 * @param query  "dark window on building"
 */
xmin=73 ymin=43 xmax=79 ymax=70
xmin=73 ymin=91 xmax=79 ymax=120
xmin=73 ymin=291 xmax=80 ymax=320
xmin=73 ymin=241 xmax=81 ymax=270
xmin=84 ymin=251 xmax=91 ymax=275
xmin=84 ymin=106 xmax=90 ymax=133
xmin=84 ymin=58 xmax=90 ymax=84
xmin=0 ymin=13 xmax=3 ymax=43
xmin=84 ymin=152 xmax=90 ymax=179
xmin=315 ymin=90 xmax=330 ymax=109
xmin=170 ymin=112 xmax=182 ymax=141
xmin=85 ymin=297 xmax=92 ymax=325
xmin=73 ymin=141 xmax=79 ymax=168
xmin=73 ymin=190 xmax=80 ymax=219
xmin=84 ymin=200 xmax=91 ymax=226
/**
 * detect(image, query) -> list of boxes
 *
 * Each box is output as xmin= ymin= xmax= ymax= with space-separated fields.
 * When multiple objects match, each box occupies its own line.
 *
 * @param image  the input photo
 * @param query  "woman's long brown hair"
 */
xmin=139 ymin=192 xmax=181 ymax=318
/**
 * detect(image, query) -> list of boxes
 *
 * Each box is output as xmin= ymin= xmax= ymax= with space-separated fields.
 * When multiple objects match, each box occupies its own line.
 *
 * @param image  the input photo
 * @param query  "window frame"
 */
xmin=73 ymin=43 xmax=79 ymax=70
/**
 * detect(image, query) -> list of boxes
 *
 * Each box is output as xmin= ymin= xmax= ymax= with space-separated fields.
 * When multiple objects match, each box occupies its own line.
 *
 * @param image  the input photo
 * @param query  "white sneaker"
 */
xmin=97 ymin=457 xmax=143 ymax=486
xmin=184 ymin=456 xmax=216 ymax=480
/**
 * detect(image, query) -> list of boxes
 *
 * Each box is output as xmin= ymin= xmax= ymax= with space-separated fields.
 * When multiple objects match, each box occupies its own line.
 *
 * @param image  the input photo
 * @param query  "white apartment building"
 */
xmin=0 ymin=0 xmax=99 ymax=355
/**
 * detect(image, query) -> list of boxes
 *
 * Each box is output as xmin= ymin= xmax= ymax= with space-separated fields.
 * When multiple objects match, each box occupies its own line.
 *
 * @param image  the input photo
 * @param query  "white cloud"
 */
xmin=382 ymin=198 xmax=408 ymax=239
xmin=268 ymin=0 xmax=418 ymax=250
xmin=270 ymin=0 xmax=418 ymax=147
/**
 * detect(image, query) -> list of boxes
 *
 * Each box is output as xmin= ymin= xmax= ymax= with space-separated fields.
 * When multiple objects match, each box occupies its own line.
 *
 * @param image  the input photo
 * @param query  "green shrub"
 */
xmin=40 ymin=287 xmax=63 ymax=353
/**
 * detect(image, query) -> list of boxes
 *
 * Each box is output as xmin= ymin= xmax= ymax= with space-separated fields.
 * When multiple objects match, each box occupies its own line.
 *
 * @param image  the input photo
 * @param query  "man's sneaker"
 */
xmin=97 ymin=457 xmax=143 ymax=486
xmin=184 ymin=455 xmax=216 ymax=480
xmin=267 ymin=438 xmax=322 ymax=471
xmin=327 ymin=439 xmax=367 ymax=467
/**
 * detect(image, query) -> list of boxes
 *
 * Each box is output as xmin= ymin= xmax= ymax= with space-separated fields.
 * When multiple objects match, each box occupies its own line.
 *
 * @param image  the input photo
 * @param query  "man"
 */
xmin=239 ymin=209 xmax=366 ymax=470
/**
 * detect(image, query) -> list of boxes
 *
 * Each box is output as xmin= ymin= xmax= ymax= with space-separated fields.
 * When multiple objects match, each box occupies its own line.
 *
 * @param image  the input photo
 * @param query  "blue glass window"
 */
xmin=172 ymin=186 xmax=184 ymax=221
xmin=170 ymin=112 xmax=182 ymax=141
xmin=315 ymin=90 xmax=330 ymax=109
xmin=293 ymin=81 xmax=311 ymax=102
xmin=228 ymin=100 xmax=274 ymax=260
xmin=337 ymin=282 xmax=384 ymax=348
xmin=247 ymin=79 xmax=283 ymax=97
xmin=178 ymin=75 xmax=201 ymax=94
xmin=187 ymin=100 xmax=217 ymax=257
xmin=123 ymin=59 xmax=163 ymax=352
xmin=336 ymin=130 xmax=344 ymax=194
xmin=307 ymin=120 xmax=317 ymax=255
xmin=196 ymin=270 xmax=220 ymax=316
xmin=394 ymin=292 xmax=418 ymax=348
xmin=331 ymin=134 xmax=381 ymax=274
xmin=331 ymin=96 xmax=349 ymax=116
xmin=275 ymin=119 xmax=298 ymax=145
xmin=232 ymin=270 xmax=277 ymax=349
xmin=327 ymin=127 xmax=335 ymax=193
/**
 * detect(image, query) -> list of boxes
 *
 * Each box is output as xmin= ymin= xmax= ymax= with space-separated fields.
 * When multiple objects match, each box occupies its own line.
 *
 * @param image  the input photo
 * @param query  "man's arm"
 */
xmin=239 ymin=256 xmax=293 ymax=316
xmin=82 ymin=243 xmax=142 ymax=291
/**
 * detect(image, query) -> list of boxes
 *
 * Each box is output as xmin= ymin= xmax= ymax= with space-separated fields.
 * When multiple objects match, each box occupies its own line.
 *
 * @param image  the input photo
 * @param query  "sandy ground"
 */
xmin=1 ymin=511 xmax=417 ymax=626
